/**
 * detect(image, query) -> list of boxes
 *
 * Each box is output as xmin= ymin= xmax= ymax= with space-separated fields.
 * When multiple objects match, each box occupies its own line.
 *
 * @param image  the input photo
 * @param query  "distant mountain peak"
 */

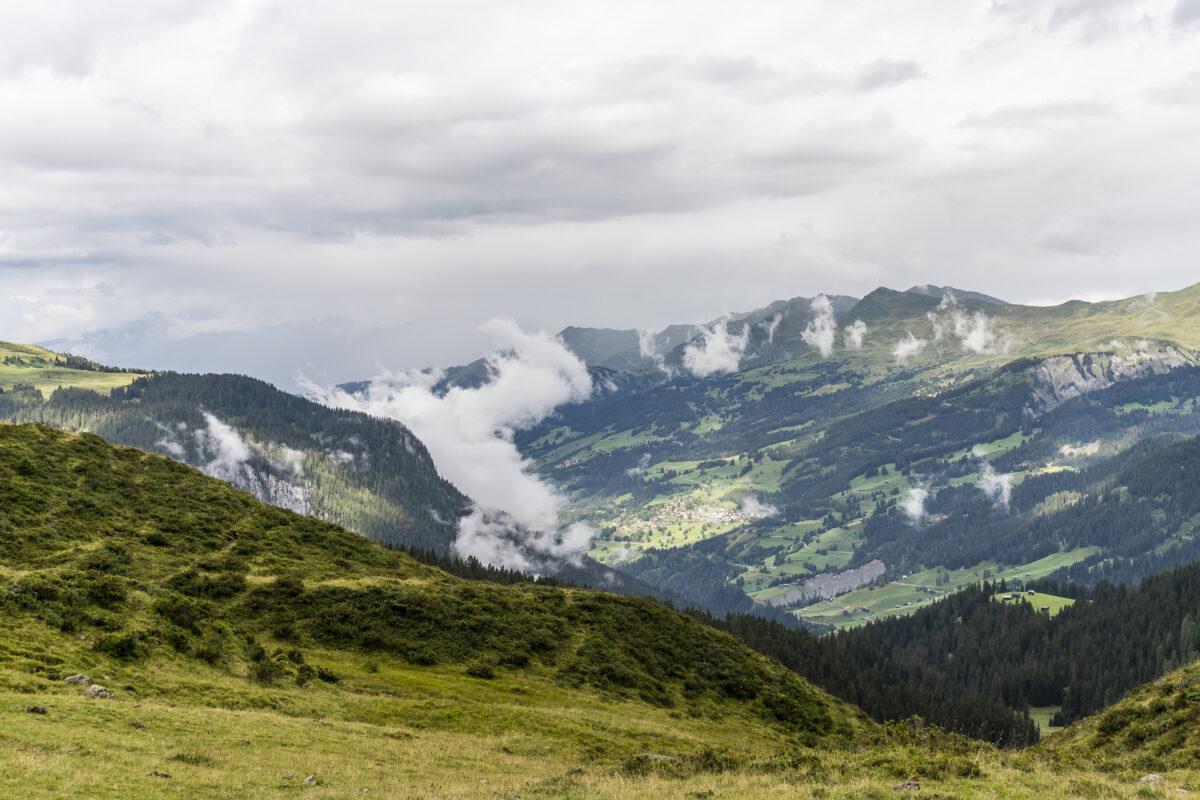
xmin=905 ymin=285 xmax=1007 ymax=306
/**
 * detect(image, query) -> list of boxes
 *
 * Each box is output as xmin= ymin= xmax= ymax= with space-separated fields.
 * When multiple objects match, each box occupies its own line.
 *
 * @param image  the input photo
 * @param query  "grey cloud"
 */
xmin=2 ymin=0 xmax=1200 ymax=367
xmin=1034 ymin=216 xmax=1105 ymax=254
xmin=0 ymin=2 xmax=217 ymax=78
xmin=1175 ymin=0 xmax=1200 ymax=25
xmin=1049 ymin=0 xmax=1138 ymax=22
xmin=307 ymin=319 xmax=597 ymax=569
xmin=959 ymin=100 xmax=1116 ymax=129
xmin=692 ymin=55 xmax=774 ymax=84
xmin=854 ymin=60 xmax=924 ymax=91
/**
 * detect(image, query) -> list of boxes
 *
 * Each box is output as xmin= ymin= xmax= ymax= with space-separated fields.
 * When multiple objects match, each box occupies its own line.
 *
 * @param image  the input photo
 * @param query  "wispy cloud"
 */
xmin=801 ymin=294 xmax=837 ymax=357
xmin=855 ymin=59 xmax=925 ymax=91
xmin=973 ymin=446 xmax=1013 ymax=511
xmin=843 ymin=319 xmax=868 ymax=349
xmin=741 ymin=495 xmax=780 ymax=518
xmin=893 ymin=332 xmax=927 ymax=365
xmin=928 ymin=291 xmax=1009 ymax=355
xmin=307 ymin=318 xmax=596 ymax=570
xmin=682 ymin=318 xmax=749 ymax=376
xmin=901 ymin=486 xmax=928 ymax=525
xmin=625 ymin=452 xmax=652 ymax=477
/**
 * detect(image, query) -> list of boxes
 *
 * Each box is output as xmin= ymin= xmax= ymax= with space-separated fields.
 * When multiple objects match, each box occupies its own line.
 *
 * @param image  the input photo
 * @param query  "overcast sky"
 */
xmin=3 ymin=0 xmax=1200 ymax=379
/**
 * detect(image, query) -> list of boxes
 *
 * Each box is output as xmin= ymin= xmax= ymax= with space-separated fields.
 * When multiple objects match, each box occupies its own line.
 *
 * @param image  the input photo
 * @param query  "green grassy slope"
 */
xmin=0 ymin=423 xmax=871 ymax=786
xmin=2 ymin=423 xmax=1198 ymax=797
xmin=0 ymin=372 xmax=469 ymax=552
xmin=0 ymin=340 xmax=146 ymax=394
xmin=1040 ymin=657 xmax=1200 ymax=775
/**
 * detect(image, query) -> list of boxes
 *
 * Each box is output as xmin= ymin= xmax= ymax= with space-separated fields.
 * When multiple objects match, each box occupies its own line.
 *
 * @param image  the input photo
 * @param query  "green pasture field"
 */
xmin=993 ymin=591 xmax=1076 ymax=617
xmin=0 ymin=341 xmax=146 ymax=395
xmin=793 ymin=548 xmax=1098 ymax=631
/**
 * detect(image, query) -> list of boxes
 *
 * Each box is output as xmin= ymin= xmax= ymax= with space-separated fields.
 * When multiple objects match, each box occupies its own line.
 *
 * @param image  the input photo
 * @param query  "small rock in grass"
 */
xmin=26 ymin=706 xmax=47 ymax=714
xmin=83 ymin=684 xmax=115 ymax=700
xmin=894 ymin=782 xmax=921 ymax=791
xmin=63 ymin=674 xmax=91 ymax=687
xmin=304 ymin=775 xmax=317 ymax=785
xmin=129 ymin=721 xmax=146 ymax=729
xmin=1140 ymin=774 xmax=1166 ymax=785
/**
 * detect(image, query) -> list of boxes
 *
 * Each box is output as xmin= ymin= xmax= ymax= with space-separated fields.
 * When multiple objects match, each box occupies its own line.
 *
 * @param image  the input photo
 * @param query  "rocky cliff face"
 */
xmin=204 ymin=462 xmax=313 ymax=515
xmin=765 ymin=559 xmax=886 ymax=607
xmin=1026 ymin=346 xmax=1198 ymax=416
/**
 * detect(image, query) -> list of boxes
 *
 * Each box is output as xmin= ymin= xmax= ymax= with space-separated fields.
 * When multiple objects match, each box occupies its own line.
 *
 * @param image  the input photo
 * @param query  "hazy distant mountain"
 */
xmin=556 ymin=324 xmax=704 ymax=372
xmin=905 ymin=284 xmax=1007 ymax=305
xmin=515 ymin=281 xmax=1200 ymax=625
xmin=40 ymin=316 xmax=484 ymax=395
xmin=557 ymin=295 xmax=861 ymax=372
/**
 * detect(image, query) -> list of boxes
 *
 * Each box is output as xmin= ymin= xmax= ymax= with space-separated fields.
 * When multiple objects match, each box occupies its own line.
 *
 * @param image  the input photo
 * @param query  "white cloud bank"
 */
xmin=801 ymin=294 xmax=837 ymax=357
xmin=625 ymin=452 xmax=652 ymax=477
xmin=682 ymin=318 xmax=750 ymax=376
xmin=195 ymin=411 xmax=252 ymax=476
xmin=155 ymin=411 xmax=308 ymax=480
xmin=977 ymin=462 xmax=1013 ymax=511
xmin=741 ymin=496 xmax=780 ymax=518
xmin=973 ymin=446 xmax=1013 ymax=512
xmin=844 ymin=319 xmax=868 ymax=349
xmin=901 ymin=486 xmax=929 ymax=525
xmin=929 ymin=292 xmax=1009 ymax=356
xmin=307 ymin=318 xmax=596 ymax=571
xmin=4 ymin=0 xmax=1200 ymax=377
xmin=893 ymin=332 xmax=927 ymax=365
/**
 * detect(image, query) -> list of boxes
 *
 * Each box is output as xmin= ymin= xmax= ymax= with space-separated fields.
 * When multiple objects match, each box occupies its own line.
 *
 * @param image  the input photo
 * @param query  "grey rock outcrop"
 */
xmin=82 ymin=684 xmax=115 ymax=699
xmin=1026 ymin=347 xmax=1198 ymax=416
xmin=207 ymin=462 xmax=312 ymax=515
xmin=765 ymin=560 xmax=886 ymax=607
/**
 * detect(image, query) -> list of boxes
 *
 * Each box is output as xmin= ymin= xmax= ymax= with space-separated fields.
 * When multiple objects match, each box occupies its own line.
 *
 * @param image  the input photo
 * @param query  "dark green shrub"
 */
xmin=78 ymin=546 xmax=129 ymax=575
xmin=408 ymin=648 xmax=437 ymax=666
xmin=271 ymin=624 xmax=296 ymax=640
xmin=95 ymin=632 xmax=143 ymax=660
xmin=196 ymin=554 xmax=248 ymax=574
xmin=165 ymin=630 xmax=192 ymax=654
xmin=499 ymin=651 xmax=530 ymax=668
xmin=197 ymin=636 xmax=225 ymax=664
xmin=250 ymin=656 xmax=288 ymax=684
xmin=466 ymin=662 xmax=496 ymax=679
xmin=82 ymin=574 xmax=127 ymax=607
xmin=154 ymin=596 xmax=205 ymax=632
xmin=295 ymin=664 xmax=317 ymax=686
xmin=10 ymin=574 xmax=63 ymax=605
xmin=168 ymin=569 xmax=246 ymax=599
xmin=89 ymin=612 xmax=125 ymax=632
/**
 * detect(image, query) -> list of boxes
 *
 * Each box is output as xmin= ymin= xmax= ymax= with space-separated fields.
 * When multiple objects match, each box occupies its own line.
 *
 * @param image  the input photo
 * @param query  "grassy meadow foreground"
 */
xmin=1 ymin=420 xmax=1199 ymax=798
xmin=5 ymin=674 xmax=1200 ymax=799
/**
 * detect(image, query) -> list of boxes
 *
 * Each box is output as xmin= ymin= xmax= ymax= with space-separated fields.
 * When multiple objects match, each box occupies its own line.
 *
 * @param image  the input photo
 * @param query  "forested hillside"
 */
xmin=698 ymin=556 xmax=1200 ymax=741
xmin=0 ymin=422 xmax=865 ymax=738
xmin=509 ymin=283 xmax=1200 ymax=626
xmin=0 ymin=373 xmax=469 ymax=551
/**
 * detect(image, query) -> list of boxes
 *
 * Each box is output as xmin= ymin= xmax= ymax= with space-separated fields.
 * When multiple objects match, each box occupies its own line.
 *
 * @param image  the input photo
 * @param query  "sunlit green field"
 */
xmin=4 ymin=671 xmax=1195 ymax=799
xmin=795 ymin=548 xmax=1098 ymax=630
xmin=0 ymin=341 xmax=146 ymax=394
xmin=993 ymin=591 xmax=1077 ymax=617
